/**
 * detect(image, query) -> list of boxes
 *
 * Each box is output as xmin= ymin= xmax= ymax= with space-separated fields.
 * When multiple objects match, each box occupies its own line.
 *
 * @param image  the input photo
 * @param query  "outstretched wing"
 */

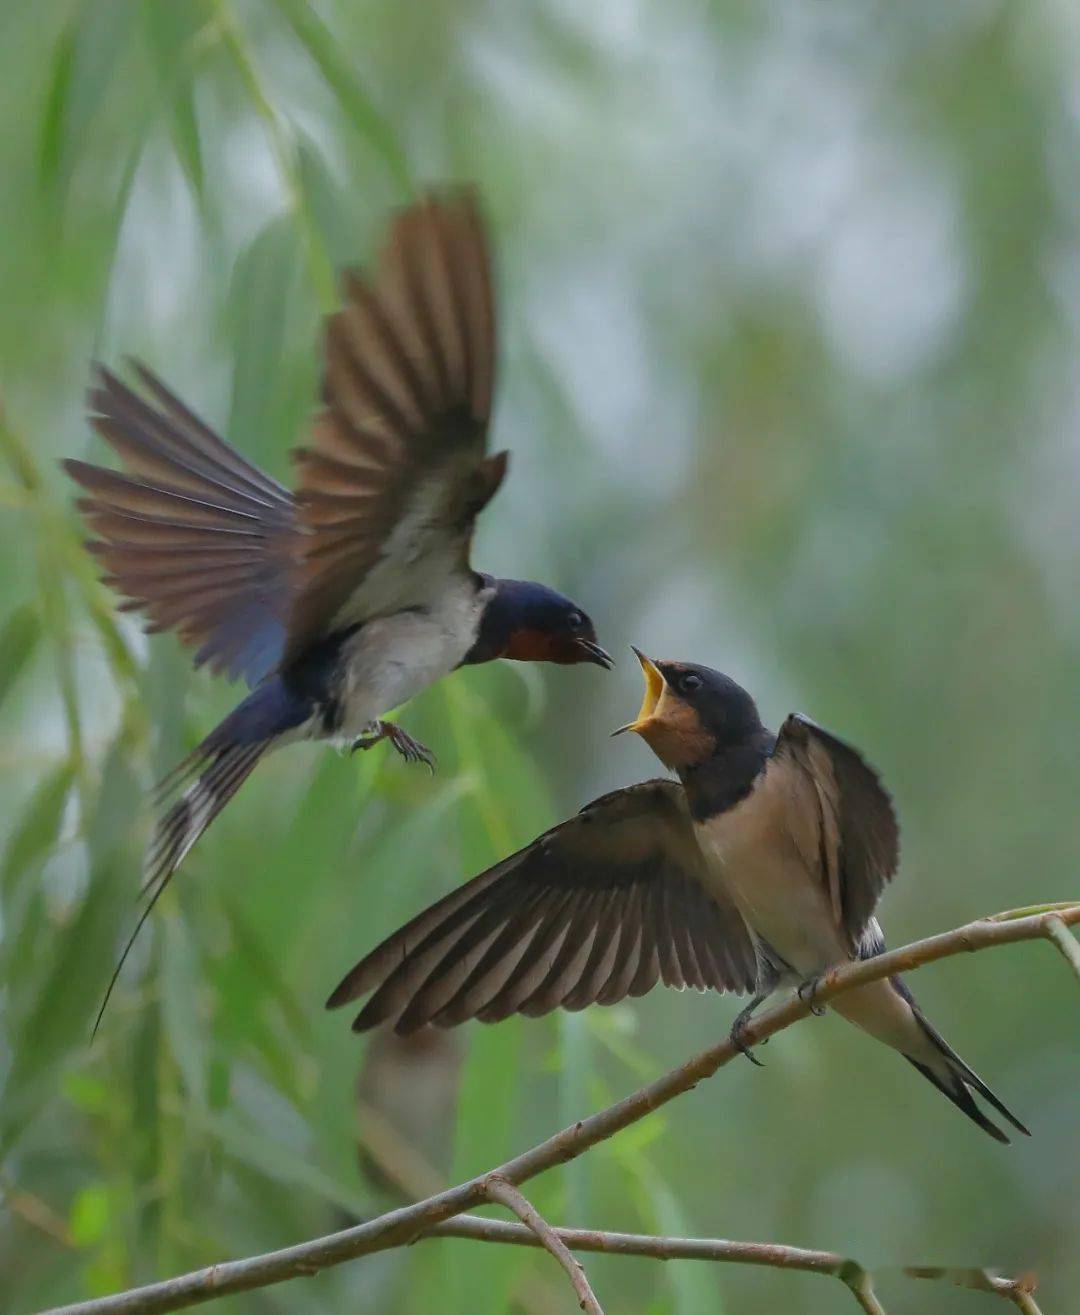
xmin=770 ymin=714 xmax=900 ymax=951
xmin=65 ymin=364 xmax=297 ymax=687
xmin=285 ymin=187 xmax=505 ymax=660
xmin=328 ymin=779 xmax=758 ymax=1035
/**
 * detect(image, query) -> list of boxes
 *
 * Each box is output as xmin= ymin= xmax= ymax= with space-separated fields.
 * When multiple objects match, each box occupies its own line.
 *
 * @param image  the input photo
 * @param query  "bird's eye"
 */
xmin=566 ymin=612 xmax=584 ymax=631
xmin=681 ymin=673 xmax=702 ymax=694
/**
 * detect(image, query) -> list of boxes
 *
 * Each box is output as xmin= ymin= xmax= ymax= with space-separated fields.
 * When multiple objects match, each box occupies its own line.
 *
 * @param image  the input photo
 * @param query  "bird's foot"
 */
xmin=730 ymin=1018 xmax=766 ymax=1067
xmin=385 ymin=723 xmax=436 ymax=773
xmin=350 ymin=721 xmax=436 ymax=773
xmin=797 ymin=975 xmax=827 ymax=1017
xmin=349 ymin=726 xmax=383 ymax=754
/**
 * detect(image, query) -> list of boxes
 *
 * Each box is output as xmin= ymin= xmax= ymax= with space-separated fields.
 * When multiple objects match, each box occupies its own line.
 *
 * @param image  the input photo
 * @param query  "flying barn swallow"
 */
xmin=63 ymin=189 xmax=610 ymax=1004
xmin=328 ymin=650 xmax=1027 ymax=1143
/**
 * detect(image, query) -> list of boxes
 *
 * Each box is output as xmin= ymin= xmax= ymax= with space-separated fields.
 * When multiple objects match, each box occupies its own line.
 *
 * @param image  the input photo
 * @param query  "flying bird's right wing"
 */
xmin=65 ymin=364 xmax=297 ymax=687
xmin=328 ymin=779 xmax=759 ymax=1035
xmin=285 ymin=188 xmax=506 ymax=660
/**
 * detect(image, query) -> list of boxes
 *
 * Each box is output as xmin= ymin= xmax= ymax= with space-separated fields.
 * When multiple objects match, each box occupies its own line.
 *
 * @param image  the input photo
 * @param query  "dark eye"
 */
xmin=566 ymin=612 xmax=584 ymax=631
xmin=681 ymin=673 xmax=702 ymax=694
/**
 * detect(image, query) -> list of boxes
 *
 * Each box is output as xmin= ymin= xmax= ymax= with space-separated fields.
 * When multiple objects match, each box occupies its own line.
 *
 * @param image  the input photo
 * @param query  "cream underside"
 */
xmin=694 ymin=767 xmax=939 ymax=1063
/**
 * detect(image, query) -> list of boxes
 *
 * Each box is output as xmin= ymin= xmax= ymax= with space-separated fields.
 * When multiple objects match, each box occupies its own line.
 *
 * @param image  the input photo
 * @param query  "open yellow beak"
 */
xmin=611 ymin=648 xmax=668 ymax=736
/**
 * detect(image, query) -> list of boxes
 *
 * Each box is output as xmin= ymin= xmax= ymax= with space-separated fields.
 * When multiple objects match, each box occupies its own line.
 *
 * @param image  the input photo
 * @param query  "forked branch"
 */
xmin=37 ymin=903 xmax=1077 ymax=1315
xmin=483 ymin=1176 xmax=604 ymax=1314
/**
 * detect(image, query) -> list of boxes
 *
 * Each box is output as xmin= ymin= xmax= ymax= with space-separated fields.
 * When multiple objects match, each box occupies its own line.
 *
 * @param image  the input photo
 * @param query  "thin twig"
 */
xmin=906 ymin=1266 xmax=1043 ymax=1313
xmin=837 ymin=1262 xmax=888 ymax=1315
xmin=0 ymin=1176 xmax=75 ymax=1247
xmin=428 ymin=1217 xmax=882 ymax=1312
xmin=1044 ymin=914 xmax=1080 ymax=984
xmin=35 ymin=903 xmax=1079 ymax=1315
xmin=483 ymin=1177 xmax=603 ymax=1314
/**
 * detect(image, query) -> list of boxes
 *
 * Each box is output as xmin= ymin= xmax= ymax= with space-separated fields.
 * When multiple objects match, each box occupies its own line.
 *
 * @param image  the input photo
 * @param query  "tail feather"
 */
xmin=895 ymin=977 xmax=1030 ymax=1143
xmin=144 ymin=740 xmax=267 ymax=891
xmin=905 ymin=1056 xmax=1012 ymax=1144
xmin=92 ymin=735 xmax=270 ymax=1037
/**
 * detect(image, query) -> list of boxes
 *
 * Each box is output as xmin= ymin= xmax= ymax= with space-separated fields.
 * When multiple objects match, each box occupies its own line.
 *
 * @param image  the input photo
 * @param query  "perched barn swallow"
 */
xmin=329 ymin=650 xmax=1027 ymax=1143
xmin=63 ymin=189 xmax=610 ymax=1002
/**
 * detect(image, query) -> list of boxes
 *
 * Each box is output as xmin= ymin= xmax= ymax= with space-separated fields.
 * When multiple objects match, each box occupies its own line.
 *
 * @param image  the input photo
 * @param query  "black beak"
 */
xmin=575 ymin=639 xmax=614 ymax=670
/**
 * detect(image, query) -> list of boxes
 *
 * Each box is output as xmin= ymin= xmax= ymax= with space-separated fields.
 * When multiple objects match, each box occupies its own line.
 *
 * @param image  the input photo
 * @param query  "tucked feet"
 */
xmin=730 ymin=1017 xmax=765 ymax=1067
xmin=350 ymin=721 xmax=436 ymax=773
xmin=797 ymin=975 xmax=827 ymax=1017
xmin=729 ymin=993 xmax=768 ymax=1067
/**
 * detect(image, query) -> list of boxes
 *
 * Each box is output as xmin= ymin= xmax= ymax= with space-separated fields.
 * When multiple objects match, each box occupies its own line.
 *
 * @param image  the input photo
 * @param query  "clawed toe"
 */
xmin=386 ymin=726 xmax=436 ymax=774
xmin=350 ymin=722 xmax=436 ymax=772
xmin=797 ymin=976 xmax=826 ymax=1017
xmin=730 ymin=1022 xmax=765 ymax=1067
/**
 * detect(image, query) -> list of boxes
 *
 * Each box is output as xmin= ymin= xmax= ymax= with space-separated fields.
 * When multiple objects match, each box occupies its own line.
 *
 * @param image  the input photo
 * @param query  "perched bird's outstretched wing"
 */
xmin=285 ymin=188 xmax=506 ymax=660
xmin=328 ymin=779 xmax=758 ymax=1035
xmin=770 ymin=714 xmax=900 ymax=952
xmin=65 ymin=365 xmax=297 ymax=687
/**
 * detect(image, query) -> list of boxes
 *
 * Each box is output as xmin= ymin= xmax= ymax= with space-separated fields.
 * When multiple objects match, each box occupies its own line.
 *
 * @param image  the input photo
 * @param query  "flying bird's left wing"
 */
xmin=771 ymin=714 xmax=900 ymax=951
xmin=327 ymin=779 xmax=759 ymax=1035
xmin=65 ymin=364 xmax=298 ymax=687
xmin=285 ymin=188 xmax=506 ymax=660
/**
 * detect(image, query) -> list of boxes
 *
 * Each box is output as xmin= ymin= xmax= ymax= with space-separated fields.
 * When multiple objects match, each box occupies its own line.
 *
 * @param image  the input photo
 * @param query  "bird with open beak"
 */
xmin=328 ymin=648 xmax=1027 ymax=1144
xmin=63 ymin=188 xmax=611 ymax=1023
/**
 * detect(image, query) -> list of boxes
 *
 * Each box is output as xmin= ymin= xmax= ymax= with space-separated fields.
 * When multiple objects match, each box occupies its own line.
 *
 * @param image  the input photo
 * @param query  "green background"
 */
xmin=1 ymin=2 xmax=1078 ymax=1312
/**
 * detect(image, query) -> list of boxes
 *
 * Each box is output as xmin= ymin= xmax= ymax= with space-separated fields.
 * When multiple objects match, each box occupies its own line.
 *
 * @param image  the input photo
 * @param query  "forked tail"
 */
xmin=91 ymin=731 xmax=272 ymax=1037
xmin=895 ymin=977 xmax=1030 ymax=1144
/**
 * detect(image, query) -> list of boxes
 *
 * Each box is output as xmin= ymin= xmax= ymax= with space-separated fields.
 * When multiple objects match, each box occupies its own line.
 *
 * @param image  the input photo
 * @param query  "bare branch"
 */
xmin=1044 ymin=914 xmax=1080 ymax=984
xmin=36 ymin=903 xmax=1078 ymax=1315
xmin=483 ymin=1177 xmax=603 ymax=1314
xmin=906 ymin=1267 xmax=1043 ymax=1314
xmin=429 ymin=1216 xmax=885 ymax=1312
xmin=841 ymin=1265 xmax=888 ymax=1315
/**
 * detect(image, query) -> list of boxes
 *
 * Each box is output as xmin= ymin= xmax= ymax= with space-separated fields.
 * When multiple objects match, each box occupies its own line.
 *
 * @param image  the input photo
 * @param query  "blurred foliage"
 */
xmin=2 ymin=1 xmax=1080 ymax=1313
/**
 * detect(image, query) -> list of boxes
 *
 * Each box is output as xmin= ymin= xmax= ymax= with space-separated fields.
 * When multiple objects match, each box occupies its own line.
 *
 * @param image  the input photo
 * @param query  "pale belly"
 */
xmin=331 ymin=587 xmax=485 ymax=739
xmin=693 ymin=785 xmax=935 ymax=1063
xmin=694 ymin=811 xmax=848 ymax=979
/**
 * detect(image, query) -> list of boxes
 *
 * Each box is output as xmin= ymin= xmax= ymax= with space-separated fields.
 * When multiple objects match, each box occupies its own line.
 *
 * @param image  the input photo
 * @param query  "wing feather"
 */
xmin=329 ymin=779 xmax=758 ymax=1035
xmin=286 ymin=189 xmax=503 ymax=655
xmin=772 ymin=714 xmax=900 ymax=950
xmin=66 ymin=365 xmax=296 ymax=686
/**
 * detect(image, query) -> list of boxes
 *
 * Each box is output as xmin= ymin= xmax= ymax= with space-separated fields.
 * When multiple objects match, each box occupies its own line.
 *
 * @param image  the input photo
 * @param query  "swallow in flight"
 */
xmin=64 ymin=189 xmax=611 ymax=1011
xmin=328 ymin=650 xmax=1027 ymax=1143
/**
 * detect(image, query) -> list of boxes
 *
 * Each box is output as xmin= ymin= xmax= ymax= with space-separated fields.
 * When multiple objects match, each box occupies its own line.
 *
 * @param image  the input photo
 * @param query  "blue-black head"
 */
xmin=464 ymin=578 xmax=612 ymax=669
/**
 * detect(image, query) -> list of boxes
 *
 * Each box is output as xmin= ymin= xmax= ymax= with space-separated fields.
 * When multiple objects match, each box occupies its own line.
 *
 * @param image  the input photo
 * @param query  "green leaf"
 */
xmin=226 ymin=215 xmax=308 ymax=460
xmin=0 ymin=740 xmax=138 ymax=1155
xmin=1 ymin=758 xmax=75 ymax=896
xmin=139 ymin=0 xmax=206 ymax=202
xmin=443 ymin=1021 xmax=527 ymax=1314
xmin=37 ymin=17 xmax=77 ymax=194
xmin=0 ymin=851 xmax=130 ymax=1155
xmin=162 ymin=912 xmax=209 ymax=1108
xmin=269 ymin=0 xmax=412 ymax=194
xmin=0 ymin=600 xmax=40 ymax=710
xmin=196 ymin=1107 xmax=370 ymax=1217
xmin=37 ymin=0 xmax=133 ymax=209
xmin=69 ymin=1183 xmax=111 ymax=1247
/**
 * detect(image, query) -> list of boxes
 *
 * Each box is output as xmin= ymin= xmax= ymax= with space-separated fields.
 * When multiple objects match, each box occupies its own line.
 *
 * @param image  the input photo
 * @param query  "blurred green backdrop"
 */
xmin=2 ymin=2 xmax=1079 ymax=1312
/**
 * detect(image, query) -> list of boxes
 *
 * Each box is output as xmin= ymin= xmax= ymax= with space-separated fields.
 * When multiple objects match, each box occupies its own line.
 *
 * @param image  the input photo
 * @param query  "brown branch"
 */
xmin=483 ymin=1177 xmax=604 ymax=1314
xmin=35 ymin=903 xmax=1079 ymax=1315
xmin=906 ymin=1267 xmax=1043 ymax=1314
xmin=428 ymin=1216 xmax=886 ymax=1312
xmin=1044 ymin=914 xmax=1080 ymax=983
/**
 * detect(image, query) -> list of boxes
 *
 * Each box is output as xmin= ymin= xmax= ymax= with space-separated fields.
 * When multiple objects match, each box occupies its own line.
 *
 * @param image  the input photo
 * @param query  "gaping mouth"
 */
xmin=611 ymin=647 xmax=666 ymax=735
xmin=575 ymin=638 xmax=614 ymax=670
